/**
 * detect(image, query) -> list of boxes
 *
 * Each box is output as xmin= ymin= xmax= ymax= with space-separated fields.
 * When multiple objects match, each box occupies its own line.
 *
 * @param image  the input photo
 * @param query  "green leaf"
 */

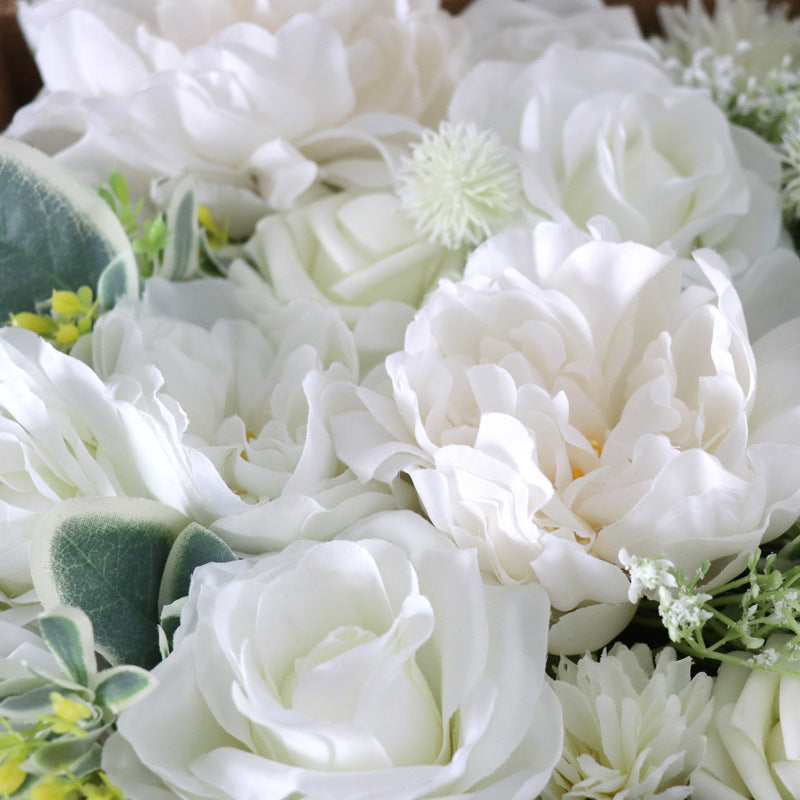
xmin=93 ymin=666 xmax=153 ymax=713
xmin=0 ymin=138 xmax=138 ymax=318
xmin=0 ymin=687 xmax=54 ymax=720
xmin=96 ymin=251 xmax=140 ymax=310
xmin=38 ymin=606 xmax=96 ymax=687
xmin=158 ymin=522 xmax=237 ymax=609
xmin=160 ymin=176 xmax=198 ymax=280
xmin=30 ymin=733 xmax=102 ymax=772
xmin=30 ymin=497 xmax=189 ymax=669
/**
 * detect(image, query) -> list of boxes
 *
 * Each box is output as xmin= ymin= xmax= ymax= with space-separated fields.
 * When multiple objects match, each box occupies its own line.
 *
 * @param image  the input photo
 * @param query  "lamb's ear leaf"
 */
xmin=158 ymin=522 xmax=237 ymax=609
xmin=38 ymin=606 xmax=97 ymax=687
xmin=30 ymin=497 xmax=188 ymax=669
xmin=0 ymin=137 xmax=138 ymax=317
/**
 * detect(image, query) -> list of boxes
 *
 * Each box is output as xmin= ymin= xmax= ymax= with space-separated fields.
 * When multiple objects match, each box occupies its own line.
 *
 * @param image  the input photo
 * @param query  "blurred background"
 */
xmin=2 ymin=0 xmax=800 ymax=129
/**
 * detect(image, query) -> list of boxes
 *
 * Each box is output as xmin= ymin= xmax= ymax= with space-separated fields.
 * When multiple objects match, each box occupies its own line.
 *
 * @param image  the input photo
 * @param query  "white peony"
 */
xmin=102 ymin=511 xmax=562 ymax=800
xmin=0 ymin=326 xmax=238 ymax=604
xmin=246 ymin=189 xmax=464 ymax=320
xmin=90 ymin=271 xmax=399 ymax=553
xmin=691 ymin=640 xmax=800 ymax=800
xmin=545 ymin=643 xmax=713 ymax=800
xmin=461 ymin=0 xmax=642 ymax=65
xmin=449 ymin=42 xmax=783 ymax=271
xmin=10 ymin=0 xmax=467 ymax=234
xmin=327 ymin=223 xmax=800 ymax=653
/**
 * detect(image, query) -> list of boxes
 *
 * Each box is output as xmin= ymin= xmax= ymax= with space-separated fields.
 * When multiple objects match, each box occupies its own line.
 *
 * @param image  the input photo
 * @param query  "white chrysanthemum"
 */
xmin=655 ymin=0 xmax=800 ymax=92
xmin=398 ymin=121 xmax=522 ymax=250
xmin=10 ymin=0 xmax=467 ymax=234
xmin=90 ymin=270 xmax=398 ymax=553
xmin=545 ymin=644 xmax=714 ymax=800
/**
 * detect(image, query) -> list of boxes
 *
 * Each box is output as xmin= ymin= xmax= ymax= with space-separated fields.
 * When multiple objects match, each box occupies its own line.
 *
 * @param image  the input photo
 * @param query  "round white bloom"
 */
xmin=328 ymin=224 xmax=800 ymax=653
xmin=102 ymin=511 xmax=562 ymax=800
xmin=246 ymin=188 xmax=465 ymax=319
xmin=692 ymin=644 xmax=800 ymax=800
xmin=461 ymin=0 xmax=642 ymax=65
xmin=90 ymin=273 xmax=398 ymax=553
xmin=449 ymin=43 xmax=783 ymax=270
xmin=545 ymin=644 xmax=713 ymax=800
xmin=0 ymin=327 xmax=237 ymax=604
xmin=10 ymin=0 xmax=467 ymax=234
xmin=397 ymin=121 xmax=523 ymax=251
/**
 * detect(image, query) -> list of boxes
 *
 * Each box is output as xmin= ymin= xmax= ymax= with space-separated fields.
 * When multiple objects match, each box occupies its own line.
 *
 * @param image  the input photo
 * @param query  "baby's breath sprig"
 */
xmin=620 ymin=542 xmax=800 ymax=677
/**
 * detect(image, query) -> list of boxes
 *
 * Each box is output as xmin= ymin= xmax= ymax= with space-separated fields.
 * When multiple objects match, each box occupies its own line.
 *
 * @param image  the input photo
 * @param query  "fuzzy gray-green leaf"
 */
xmin=0 ymin=138 xmax=138 ymax=318
xmin=31 ymin=498 xmax=188 ymax=669
xmin=158 ymin=522 xmax=237 ymax=609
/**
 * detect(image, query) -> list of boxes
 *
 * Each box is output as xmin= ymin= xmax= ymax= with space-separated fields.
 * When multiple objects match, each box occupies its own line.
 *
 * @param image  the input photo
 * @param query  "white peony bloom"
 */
xmin=327 ymin=224 xmax=800 ymax=653
xmin=0 ymin=326 xmax=239 ymax=603
xmin=246 ymin=188 xmax=465 ymax=320
xmin=90 ymin=272 xmax=398 ymax=553
xmin=102 ymin=511 xmax=562 ymax=800
xmin=461 ymin=0 xmax=642 ymax=65
xmin=545 ymin=644 xmax=713 ymax=800
xmin=449 ymin=43 xmax=783 ymax=271
xmin=10 ymin=0 xmax=467 ymax=234
xmin=691 ymin=642 xmax=800 ymax=800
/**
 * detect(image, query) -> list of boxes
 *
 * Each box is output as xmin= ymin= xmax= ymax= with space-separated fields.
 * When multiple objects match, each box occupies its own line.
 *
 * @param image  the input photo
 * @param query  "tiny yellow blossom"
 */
xmin=0 ymin=756 xmax=27 ymax=795
xmin=51 ymin=291 xmax=83 ymax=316
xmin=9 ymin=312 xmax=53 ymax=335
xmin=50 ymin=693 xmax=92 ymax=724
xmin=31 ymin=781 xmax=70 ymax=800
xmin=55 ymin=323 xmax=80 ymax=346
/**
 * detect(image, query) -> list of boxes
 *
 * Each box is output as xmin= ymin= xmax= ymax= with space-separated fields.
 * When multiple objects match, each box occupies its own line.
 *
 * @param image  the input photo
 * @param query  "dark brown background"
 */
xmin=1 ymin=0 xmax=800 ymax=129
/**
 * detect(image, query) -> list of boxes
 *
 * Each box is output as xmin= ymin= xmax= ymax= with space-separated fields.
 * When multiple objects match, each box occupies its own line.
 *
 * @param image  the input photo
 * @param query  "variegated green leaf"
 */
xmin=38 ymin=606 xmax=96 ymax=687
xmin=93 ymin=666 xmax=153 ymax=713
xmin=30 ymin=497 xmax=189 ymax=669
xmin=160 ymin=176 xmax=198 ymax=280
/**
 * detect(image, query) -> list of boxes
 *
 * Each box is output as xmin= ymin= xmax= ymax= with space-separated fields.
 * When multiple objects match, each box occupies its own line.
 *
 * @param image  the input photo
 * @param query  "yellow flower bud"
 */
xmin=9 ymin=312 xmax=52 ymax=335
xmin=55 ymin=323 xmax=80 ymax=346
xmin=31 ymin=781 xmax=70 ymax=800
xmin=51 ymin=291 xmax=82 ymax=316
xmin=50 ymin=692 xmax=92 ymax=724
xmin=0 ymin=757 xmax=27 ymax=796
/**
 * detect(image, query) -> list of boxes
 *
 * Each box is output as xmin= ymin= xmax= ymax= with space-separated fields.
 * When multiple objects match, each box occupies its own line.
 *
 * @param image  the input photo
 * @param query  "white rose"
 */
xmin=450 ymin=43 xmax=783 ymax=270
xmin=246 ymin=190 xmax=465 ymax=320
xmin=692 ymin=644 xmax=800 ymax=800
xmin=327 ymin=223 xmax=800 ymax=653
xmin=103 ymin=510 xmax=562 ymax=800
xmin=0 ymin=327 xmax=238 ymax=603
xmin=10 ymin=0 xmax=467 ymax=234
xmin=91 ymin=273 xmax=399 ymax=553
xmin=462 ymin=0 xmax=642 ymax=65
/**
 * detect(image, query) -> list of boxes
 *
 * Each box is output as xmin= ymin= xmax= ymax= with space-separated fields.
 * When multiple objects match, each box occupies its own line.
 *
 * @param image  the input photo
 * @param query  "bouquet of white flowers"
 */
xmin=4 ymin=1 xmax=800 ymax=798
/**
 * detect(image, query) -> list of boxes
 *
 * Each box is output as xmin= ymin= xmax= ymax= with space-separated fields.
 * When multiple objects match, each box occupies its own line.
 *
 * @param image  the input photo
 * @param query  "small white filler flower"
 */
xmin=398 ymin=121 xmax=522 ymax=250
xmin=544 ymin=644 xmax=714 ymax=800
